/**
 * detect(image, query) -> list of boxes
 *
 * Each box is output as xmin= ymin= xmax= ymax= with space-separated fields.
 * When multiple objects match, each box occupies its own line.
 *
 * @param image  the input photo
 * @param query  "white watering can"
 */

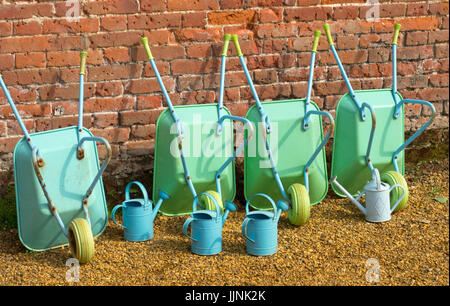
xmin=330 ymin=168 xmax=405 ymax=223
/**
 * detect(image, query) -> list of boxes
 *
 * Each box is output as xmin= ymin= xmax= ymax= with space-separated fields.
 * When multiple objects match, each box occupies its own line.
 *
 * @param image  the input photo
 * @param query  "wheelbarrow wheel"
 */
xmin=381 ymin=171 xmax=409 ymax=213
xmin=287 ymin=183 xmax=310 ymax=226
xmin=199 ymin=190 xmax=224 ymax=214
xmin=68 ymin=218 xmax=94 ymax=264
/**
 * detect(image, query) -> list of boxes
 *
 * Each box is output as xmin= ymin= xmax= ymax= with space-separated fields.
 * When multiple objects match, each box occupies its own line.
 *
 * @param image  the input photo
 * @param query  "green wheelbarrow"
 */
xmin=140 ymin=35 xmax=254 ymax=216
xmin=0 ymin=51 xmax=112 ymax=264
xmin=323 ymin=23 xmax=436 ymax=212
xmin=236 ymin=31 xmax=334 ymax=226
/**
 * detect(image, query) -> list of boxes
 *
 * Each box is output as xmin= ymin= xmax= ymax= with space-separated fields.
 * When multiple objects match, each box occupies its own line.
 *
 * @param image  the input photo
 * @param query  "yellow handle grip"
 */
xmin=393 ymin=23 xmax=401 ymax=45
xmin=231 ymin=34 xmax=243 ymax=57
xmin=140 ymin=37 xmax=153 ymax=60
xmin=312 ymin=30 xmax=321 ymax=52
xmin=80 ymin=51 xmax=88 ymax=75
xmin=323 ymin=23 xmax=334 ymax=46
xmin=221 ymin=34 xmax=232 ymax=57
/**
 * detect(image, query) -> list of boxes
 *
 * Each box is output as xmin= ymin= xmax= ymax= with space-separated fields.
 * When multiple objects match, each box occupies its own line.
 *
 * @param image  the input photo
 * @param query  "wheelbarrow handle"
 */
xmin=221 ymin=34 xmax=232 ymax=57
xmin=231 ymin=34 xmax=243 ymax=56
xmin=312 ymin=30 xmax=321 ymax=52
xmin=323 ymin=23 xmax=334 ymax=46
xmin=79 ymin=51 xmax=88 ymax=75
xmin=140 ymin=37 xmax=154 ymax=60
xmin=392 ymin=23 xmax=401 ymax=45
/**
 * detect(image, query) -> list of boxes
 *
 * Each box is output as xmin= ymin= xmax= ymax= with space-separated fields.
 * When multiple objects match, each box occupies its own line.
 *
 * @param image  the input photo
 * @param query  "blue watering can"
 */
xmin=182 ymin=192 xmax=236 ymax=255
xmin=242 ymin=193 xmax=289 ymax=256
xmin=111 ymin=181 xmax=170 ymax=242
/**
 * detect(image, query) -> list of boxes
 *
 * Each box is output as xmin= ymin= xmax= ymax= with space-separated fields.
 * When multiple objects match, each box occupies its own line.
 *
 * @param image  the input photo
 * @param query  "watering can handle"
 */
xmin=193 ymin=192 xmax=221 ymax=221
xmin=125 ymin=181 xmax=150 ymax=208
xmin=111 ymin=204 xmax=126 ymax=228
xmin=392 ymin=23 xmax=401 ymax=45
xmin=182 ymin=217 xmax=197 ymax=241
xmin=241 ymin=218 xmax=255 ymax=243
xmin=245 ymin=193 xmax=277 ymax=219
xmin=389 ymin=184 xmax=406 ymax=213
xmin=80 ymin=51 xmax=87 ymax=75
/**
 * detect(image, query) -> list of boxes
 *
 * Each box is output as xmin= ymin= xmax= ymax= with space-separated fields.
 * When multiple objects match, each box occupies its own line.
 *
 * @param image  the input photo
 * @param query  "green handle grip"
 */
xmin=323 ymin=23 xmax=334 ymax=46
xmin=312 ymin=30 xmax=321 ymax=52
xmin=392 ymin=23 xmax=401 ymax=45
xmin=221 ymin=34 xmax=232 ymax=57
xmin=80 ymin=51 xmax=87 ymax=75
xmin=140 ymin=37 xmax=153 ymax=60
xmin=231 ymin=34 xmax=243 ymax=57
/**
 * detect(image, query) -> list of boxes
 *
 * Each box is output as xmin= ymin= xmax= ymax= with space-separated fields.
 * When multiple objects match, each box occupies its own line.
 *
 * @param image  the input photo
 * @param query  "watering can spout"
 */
xmin=275 ymin=200 xmax=289 ymax=221
xmin=329 ymin=176 xmax=367 ymax=215
xmin=150 ymin=189 xmax=170 ymax=221
xmin=222 ymin=201 xmax=236 ymax=226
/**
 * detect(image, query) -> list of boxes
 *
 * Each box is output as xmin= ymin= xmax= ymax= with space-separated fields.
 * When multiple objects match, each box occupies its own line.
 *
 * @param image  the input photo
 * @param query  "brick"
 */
xmin=339 ymin=20 xmax=371 ymax=34
xmin=241 ymin=84 xmax=290 ymax=101
xmin=406 ymin=3 xmax=427 ymax=16
xmin=43 ymin=18 xmax=99 ymax=34
xmin=131 ymin=125 xmax=156 ymax=140
xmin=47 ymin=50 xmax=103 ymax=67
xmin=429 ymin=74 xmax=449 ymax=87
xmin=406 ymin=31 xmax=428 ymax=46
xmin=260 ymin=8 xmax=283 ymax=23
xmin=120 ymin=109 xmax=163 ymax=125
xmin=141 ymin=0 xmax=166 ymax=12
xmin=0 ymin=36 xmax=82 ymax=53
xmin=186 ymin=44 xmax=212 ymax=58
xmin=279 ymin=67 xmax=309 ymax=82
xmin=104 ymin=47 xmax=130 ymax=63
xmin=0 ymin=136 xmax=21 ymax=152
xmin=15 ymin=52 xmax=46 ymax=69
xmin=436 ymin=44 xmax=449 ymax=59
xmin=88 ymin=32 xmax=143 ymax=48
xmin=0 ymin=3 xmax=52 ymax=19
xmin=336 ymin=36 xmax=358 ymax=50
xmin=322 ymin=0 xmax=364 ymax=3
xmin=182 ymin=12 xmax=207 ymax=27
xmin=39 ymin=83 xmax=95 ymax=101
xmin=96 ymin=81 xmax=123 ymax=97
xmin=178 ymin=76 xmax=203 ymax=91
xmin=180 ymin=91 xmax=215 ymax=105
xmin=0 ymin=21 xmax=11 ymax=37
xmin=143 ymin=62 xmax=170 ymax=77
xmin=255 ymin=24 xmax=298 ymax=38
xmin=171 ymin=59 xmax=218 ymax=75
xmin=333 ymin=6 xmax=359 ymax=20
xmin=263 ymin=39 xmax=289 ymax=53
xmin=247 ymin=0 xmax=286 ymax=6
xmin=417 ymin=88 xmax=449 ymax=102
xmin=2 ymin=68 xmax=59 ymax=86
xmin=100 ymin=16 xmax=127 ymax=31
xmin=428 ymin=2 xmax=449 ymax=16
xmin=134 ymin=45 xmax=185 ymax=61
xmin=84 ymin=0 xmax=139 ymax=15
xmin=128 ymin=13 xmax=181 ymax=29
xmin=0 ymin=54 xmax=14 ymax=70
xmin=84 ymin=97 xmax=134 ymax=113
xmin=254 ymin=70 xmax=278 ymax=84
xmin=13 ymin=20 xmax=42 ymax=35
xmin=87 ymin=64 xmax=142 ymax=81
xmin=137 ymin=95 xmax=163 ymax=110
xmin=220 ymin=0 xmax=244 ymax=9
xmin=126 ymin=140 xmax=155 ymax=156
xmin=208 ymin=10 xmax=257 ymax=25
xmin=35 ymin=115 xmax=92 ymax=132
xmin=0 ymin=87 xmax=37 ymax=104
xmin=368 ymin=48 xmax=390 ymax=63
xmin=285 ymin=7 xmax=332 ymax=22
xmin=174 ymin=28 xmax=222 ymax=42
xmin=429 ymin=30 xmax=449 ymax=44
xmin=360 ymin=3 xmax=406 ymax=18
xmin=92 ymin=128 xmax=129 ymax=143
xmin=126 ymin=78 xmax=175 ymax=94
xmin=93 ymin=113 xmax=119 ymax=128
xmin=167 ymin=0 xmax=219 ymax=11
xmin=397 ymin=16 xmax=440 ymax=31
xmin=0 ymin=103 xmax=51 ymax=119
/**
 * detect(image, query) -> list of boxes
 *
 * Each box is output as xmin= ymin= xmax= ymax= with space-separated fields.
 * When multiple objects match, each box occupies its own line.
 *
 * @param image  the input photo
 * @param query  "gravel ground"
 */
xmin=0 ymin=158 xmax=448 ymax=286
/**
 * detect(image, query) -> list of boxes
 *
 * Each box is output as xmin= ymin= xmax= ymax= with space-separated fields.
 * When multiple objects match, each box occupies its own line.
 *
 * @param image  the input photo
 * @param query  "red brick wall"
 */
xmin=0 ymin=0 xmax=448 ymax=187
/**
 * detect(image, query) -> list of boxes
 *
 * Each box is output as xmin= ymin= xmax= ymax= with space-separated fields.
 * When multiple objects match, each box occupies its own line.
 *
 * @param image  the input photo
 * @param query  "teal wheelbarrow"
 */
xmin=237 ymin=31 xmax=334 ymax=225
xmin=0 ymin=51 xmax=112 ymax=264
xmin=140 ymin=35 xmax=253 ymax=216
xmin=323 ymin=23 xmax=435 ymax=212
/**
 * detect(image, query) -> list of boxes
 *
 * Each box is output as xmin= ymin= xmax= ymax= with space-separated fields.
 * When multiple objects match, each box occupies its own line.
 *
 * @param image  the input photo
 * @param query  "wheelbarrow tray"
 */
xmin=14 ymin=126 xmax=108 ymax=252
xmin=153 ymin=104 xmax=235 ymax=216
xmin=331 ymin=89 xmax=405 ymax=197
xmin=244 ymin=99 xmax=328 ymax=209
